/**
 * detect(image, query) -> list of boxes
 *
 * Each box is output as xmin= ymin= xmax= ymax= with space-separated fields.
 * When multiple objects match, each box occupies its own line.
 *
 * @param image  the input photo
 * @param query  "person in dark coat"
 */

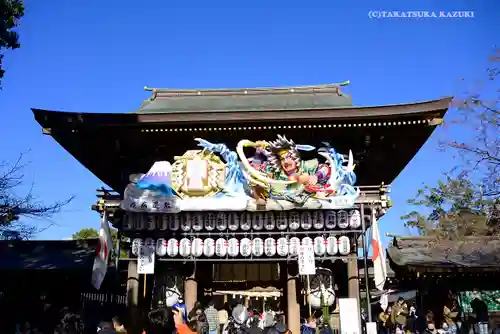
xmin=97 ymin=321 xmax=117 ymax=333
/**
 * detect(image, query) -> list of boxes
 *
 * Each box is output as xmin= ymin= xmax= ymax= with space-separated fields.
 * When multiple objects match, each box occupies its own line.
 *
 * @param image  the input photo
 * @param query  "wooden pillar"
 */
xmin=287 ymin=265 xmax=300 ymax=334
xmin=126 ymin=260 xmax=140 ymax=333
xmin=347 ymin=258 xmax=361 ymax=333
xmin=185 ymin=265 xmax=198 ymax=312
xmin=347 ymin=259 xmax=360 ymax=301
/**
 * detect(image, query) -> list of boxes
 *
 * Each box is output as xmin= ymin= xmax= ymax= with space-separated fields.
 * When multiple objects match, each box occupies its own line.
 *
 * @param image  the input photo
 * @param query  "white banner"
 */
xmin=138 ymin=245 xmax=155 ymax=274
xmin=339 ymin=298 xmax=361 ymax=334
xmin=298 ymin=245 xmax=316 ymax=275
xmin=91 ymin=212 xmax=113 ymax=290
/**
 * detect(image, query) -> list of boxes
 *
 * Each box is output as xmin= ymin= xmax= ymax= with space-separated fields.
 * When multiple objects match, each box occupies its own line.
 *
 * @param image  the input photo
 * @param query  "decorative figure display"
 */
xmin=121 ymin=136 xmax=359 ymax=213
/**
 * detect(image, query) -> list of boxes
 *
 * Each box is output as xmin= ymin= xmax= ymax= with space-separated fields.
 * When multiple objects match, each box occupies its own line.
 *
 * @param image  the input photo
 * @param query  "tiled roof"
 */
xmin=387 ymin=236 xmax=500 ymax=270
xmin=138 ymin=83 xmax=353 ymax=113
xmin=0 ymin=239 xmax=98 ymax=270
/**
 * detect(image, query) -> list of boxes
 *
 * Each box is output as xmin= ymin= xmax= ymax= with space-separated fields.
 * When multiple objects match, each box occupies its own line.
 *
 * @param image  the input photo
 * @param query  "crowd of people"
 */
xmin=376 ymin=290 xmax=490 ymax=334
xmin=8 ymin=289 xmax=495 ymax=334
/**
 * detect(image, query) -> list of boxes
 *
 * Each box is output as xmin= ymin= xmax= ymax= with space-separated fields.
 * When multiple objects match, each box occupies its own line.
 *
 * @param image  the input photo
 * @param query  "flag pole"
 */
xmin=360 ymin=203 xmax=372 ymax=322
xmin=307 ymin=274 xmax=312 ymax=317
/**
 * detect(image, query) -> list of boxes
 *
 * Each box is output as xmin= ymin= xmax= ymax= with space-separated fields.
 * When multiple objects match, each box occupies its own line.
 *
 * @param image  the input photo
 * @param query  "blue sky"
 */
xmin=0 ymin=0 xmax=498 ymax=241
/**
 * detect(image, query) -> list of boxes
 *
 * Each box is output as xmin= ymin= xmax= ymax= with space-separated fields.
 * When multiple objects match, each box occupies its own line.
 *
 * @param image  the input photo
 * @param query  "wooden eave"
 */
xmin=32 ymin=97 xmax=451 ymax=128
xmin=31 ymin=98 xmax=451 ymax=193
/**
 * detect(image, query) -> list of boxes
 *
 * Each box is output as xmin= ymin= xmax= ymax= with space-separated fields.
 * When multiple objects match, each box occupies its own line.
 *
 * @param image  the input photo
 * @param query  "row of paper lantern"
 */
xmin=124 ymin=210 xmax=365 ymax=232
xmin=132 ymin=236 xmax=352 ymax=258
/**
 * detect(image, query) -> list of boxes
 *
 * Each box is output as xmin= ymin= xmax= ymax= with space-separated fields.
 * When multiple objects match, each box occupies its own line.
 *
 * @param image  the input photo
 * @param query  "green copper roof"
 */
xmin=137 ymin=82 xmax=352 ymax=113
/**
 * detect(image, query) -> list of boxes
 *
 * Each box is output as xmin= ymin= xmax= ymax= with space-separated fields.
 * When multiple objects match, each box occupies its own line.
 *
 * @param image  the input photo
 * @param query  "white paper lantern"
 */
xmin=240 ymin=238 xmax=252 ymax=257
xmin=289 ymin=237 xmax=300 ymax=256
xmin=301 ymin=211 xmax=312 ymax=230
xmin=146 ymin=216 xmax=156 ymax=231
xmin=205 ymin=213 xmax=216 ymax=231
xmin=312 ymin=211 xmax=324 ymax=229
xmin=228 ymin=238 xmax=239 ymax=257
xmin=264 ymin=238 xmax=276 ymax=257
xmin=192 ymin=213 xmax=203 ymax=231
xmin=326 ymin=236 xmax=338 ymax=255
xmin=264 ymin=212 xmax=275 ymax=230
xmin=145 ymin=238 xmax=155 ymax=248
xmin=129 ymin=213 xmax=140 ymax=230
xmin=228 ymin=213 xmax=240 ymax=231
xmin=191 ymin=238 xmax=203 ymax=257
xmin=338 ymin=236 xmax=350 ymax=255
xmin=216 ymin=212 xmax=228 ymax=231
xmin=240 ymin=213 xmax=251 ymax=231
xmin=349 ymin=210 xmax=361 ymax=228
xmin=276 ymin=212 xmax=288 ymax=230
xmin=159 ymin=215 xmax=168 ymax=231
xmin=203 ymin=238 xmax=215 ymax=257
xmin=122 ymin=214 xmax=133 ymax=230
xmin=301 ymin=237 xmax=313 ymax=247
xmin=325 ymin=211 xmax=336 ymax=229
xmin=135 ymin=215 xmax=145 ymax=230
xmin=181 ymin=214 xmax=192 ymax=232
xmin=179 ymin=238 xmax=191 ymax=257
xmin=276 ymin=237 xmax=288 ymax=256
xmin=251 ymin=238 xmax=264 ymax=257
xmin=215 ymin=238 xmax=228 ymax=257
xmin=156 ymin=238 xmax=167 ymax=257
xmin=252 ymin=213 xmax=264 ymax=230
xmin=289 ymin=212 xmax=300 ymax=230
xmin=167 ymin=238 xmax=179 ymax=257
xmin=169 ymin=215 xmax=180 ymax=231
xmin=131 ymin=238 xmax=142 ymax=256
xmin=337 ymin=210 xmax=349 ymax=229
xmin=313 ymin=237 xmax=326 ymax=256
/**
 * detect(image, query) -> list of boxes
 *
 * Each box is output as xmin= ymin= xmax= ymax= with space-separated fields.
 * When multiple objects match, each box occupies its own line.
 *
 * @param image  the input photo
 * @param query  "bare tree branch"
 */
xmin=0 ymin=153 xmax=73 ymax=239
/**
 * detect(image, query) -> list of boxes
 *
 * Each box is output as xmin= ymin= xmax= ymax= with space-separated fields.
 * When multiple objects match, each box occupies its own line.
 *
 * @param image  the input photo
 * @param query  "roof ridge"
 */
xmin=144 ymin=81 xmax=350 ymax=98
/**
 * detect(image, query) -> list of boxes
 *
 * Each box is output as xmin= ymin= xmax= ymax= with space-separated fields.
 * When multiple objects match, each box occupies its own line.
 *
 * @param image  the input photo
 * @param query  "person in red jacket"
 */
xmin=173 ymin=307 xmax=197 ymax=334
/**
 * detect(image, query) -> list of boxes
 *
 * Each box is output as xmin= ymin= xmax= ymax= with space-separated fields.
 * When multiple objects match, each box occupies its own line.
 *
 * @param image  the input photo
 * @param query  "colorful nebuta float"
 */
xmin=120 ymin=136 xmax=359 ymax=212
xmin=237 ymin=135 xmax=359 ymax=210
